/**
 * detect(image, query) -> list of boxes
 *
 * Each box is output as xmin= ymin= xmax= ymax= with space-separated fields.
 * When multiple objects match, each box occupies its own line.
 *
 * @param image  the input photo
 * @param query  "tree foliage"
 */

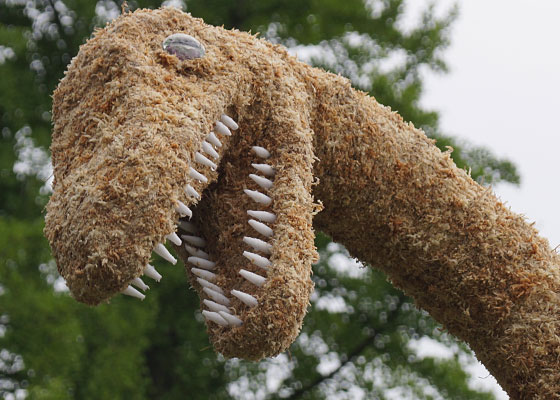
xmin=0 ymin=1 xmax=514 ymax=398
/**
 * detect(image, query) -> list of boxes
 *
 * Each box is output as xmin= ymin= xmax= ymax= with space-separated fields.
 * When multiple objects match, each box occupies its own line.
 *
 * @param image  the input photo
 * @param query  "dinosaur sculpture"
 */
xmin=44 ymin=7 xmax=560 ymax=399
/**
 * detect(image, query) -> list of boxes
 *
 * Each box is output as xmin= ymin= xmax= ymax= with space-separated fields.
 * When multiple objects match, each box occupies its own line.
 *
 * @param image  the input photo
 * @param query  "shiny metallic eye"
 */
xmin=162 ymin=33 xmax=205 ymax=60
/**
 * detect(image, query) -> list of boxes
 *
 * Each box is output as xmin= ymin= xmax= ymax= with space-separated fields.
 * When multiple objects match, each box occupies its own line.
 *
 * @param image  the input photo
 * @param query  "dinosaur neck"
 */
xmin=308 ymin=69 xmax=560 ymax=398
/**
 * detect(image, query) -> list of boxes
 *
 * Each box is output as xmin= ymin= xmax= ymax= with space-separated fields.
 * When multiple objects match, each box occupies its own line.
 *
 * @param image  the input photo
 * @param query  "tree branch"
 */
xmin=286 ymin=293 xmax=406 ymax=400
xmin=286 ymin=333 xmax=376 ymax=400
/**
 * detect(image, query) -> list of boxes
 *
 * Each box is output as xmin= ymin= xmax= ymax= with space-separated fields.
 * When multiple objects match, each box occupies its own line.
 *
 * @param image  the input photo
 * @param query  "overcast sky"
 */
xmin=421 ymin=0 xmax=560 ymax=247
xmin=413 ymin=1 xmax=560 ymax=398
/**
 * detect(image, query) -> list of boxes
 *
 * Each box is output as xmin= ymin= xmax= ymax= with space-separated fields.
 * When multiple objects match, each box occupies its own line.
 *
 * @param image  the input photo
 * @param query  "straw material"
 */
xmin=45 ymin=8 xmax=559 ymax=397
xmin=310 ymin=72 xmax=560 ymax=398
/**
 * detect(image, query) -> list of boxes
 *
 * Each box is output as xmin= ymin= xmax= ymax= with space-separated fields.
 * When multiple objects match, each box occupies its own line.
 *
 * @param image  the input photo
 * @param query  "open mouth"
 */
xmin=45 ymin=8 xmax=317 ymax=360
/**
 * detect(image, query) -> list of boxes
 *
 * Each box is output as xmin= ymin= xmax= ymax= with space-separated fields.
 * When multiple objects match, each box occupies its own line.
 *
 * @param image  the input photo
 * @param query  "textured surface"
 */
xmin=309 ymin=71 xmax=560 ymax=399
xmin=45 ymin=8 xmax=317 ymax=360
xmin=45 ymin=7 xmax=560 ymax=397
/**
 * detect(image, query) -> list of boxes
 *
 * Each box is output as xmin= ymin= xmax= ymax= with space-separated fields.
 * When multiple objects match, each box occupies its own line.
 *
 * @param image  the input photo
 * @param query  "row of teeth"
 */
xmin=198 ymin=144 xmax=277 ymax=327
xmin=121 ymin=114 xmax=237 ymax=301
xmin=120 ymin=114 xmax=277 ymax=330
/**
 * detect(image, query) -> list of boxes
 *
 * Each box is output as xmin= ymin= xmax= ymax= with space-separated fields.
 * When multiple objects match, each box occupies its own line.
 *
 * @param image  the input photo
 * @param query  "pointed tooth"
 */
xmin=214 ymin=120 xmax=231 ymax=136
xmin=206 ymin=132 xmax=222 ymax=147
xmin=166 ymin=232 xmax=182 ymax=246
xmin=252 ymin=146 xmax=270 ymax=159
xmin=181 ymin=235 xmax=207 ymax=247
xmin=195 ymin=152 xmax=217 ymax=170
xmin=239 ymin=269 xmax=266 ymax=287
xmin=251 ymin=163 xmax=275 ymax=177
xmin=175 ymin=201 xmax=192 ymax=218
xmin=189 ymin=167 xmax=208 ymax=183
xmin=197 ymin=277 xmax=224 ymax=294
xmin=249 ymin=174 xmax=273 ymax=190
xmin=231 ymin=289 xmax=258 ymax=307
xmin=203 ymin=299 xmax=230 ymax=313
xmin=133 ymin=277 xmax=149 ymax=291
xmin=202 ymin=310 xmax=228 ymax=326
xmin=202 ymin=141 xmax=219 ymax=159
xmin=243 ymin=236 xmax=272 ymax=255
xmin=220 ymin=114 xmax=239 ymax=130
xmin=179 ymin=220 xmax=198 ymax=233
xmin=188 ymin=256 xmax=216 ymax=270
xmin=243 ymin=251 xmax=271 ymax=270
xmin=144 ymin=264 xmax=162 ymax=282
xmin=191 ymin=267 xmax=216 ymax=281
xmin=185 ymin=184 xmax=201 ymax=199
xmin=203 ymin=287 xmax=231 ymax=306
xmin=122 ymin=285 xmax=145 ymax=300
xmin=244 ymin=189 xmax=272 ymax=205
xmin=185 ymin=244 xmax=210 ymax=259
xmin=131 ymin=277 xmax=149 ymax=291
xmin=154 ymin=243 xmax=177 ymax=265
xmin=247 ymin=210 xmax=277 ymax=223
xmin=219 ymin=311 xmax=242 ymax=326
xmin=248 ymin=219 xmax=273 ymax=238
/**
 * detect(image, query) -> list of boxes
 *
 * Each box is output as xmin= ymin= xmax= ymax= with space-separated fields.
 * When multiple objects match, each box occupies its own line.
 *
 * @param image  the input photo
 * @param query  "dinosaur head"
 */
xmin=45 ymin=7 xmax=318 ymax=360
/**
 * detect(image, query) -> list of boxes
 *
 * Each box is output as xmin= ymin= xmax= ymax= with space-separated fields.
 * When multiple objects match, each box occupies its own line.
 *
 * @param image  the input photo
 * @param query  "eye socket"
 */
xmin=162 ymin=33 xmax=205 ymax=61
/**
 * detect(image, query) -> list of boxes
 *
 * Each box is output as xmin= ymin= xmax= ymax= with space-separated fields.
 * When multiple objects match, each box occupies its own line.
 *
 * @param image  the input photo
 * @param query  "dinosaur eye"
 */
xmin=162 ymin=33 xmax=205 ymax=60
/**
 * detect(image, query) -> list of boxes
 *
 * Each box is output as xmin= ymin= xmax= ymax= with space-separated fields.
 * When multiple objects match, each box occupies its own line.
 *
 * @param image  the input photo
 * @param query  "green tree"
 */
xmin=0 ymin=1 xmax=516 ymax=399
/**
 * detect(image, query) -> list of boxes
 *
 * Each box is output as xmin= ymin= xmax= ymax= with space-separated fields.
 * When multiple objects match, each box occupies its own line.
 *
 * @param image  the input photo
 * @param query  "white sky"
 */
xmin=413 ymin=1 xmax=560 ymax=398
xmin=420 ymin=0 xmax=560 ymax=247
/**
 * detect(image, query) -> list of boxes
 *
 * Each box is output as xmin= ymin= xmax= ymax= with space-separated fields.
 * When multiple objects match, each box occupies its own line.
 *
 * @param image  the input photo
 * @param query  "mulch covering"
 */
xmin=45 ymin=7 xmax=559 ymax=397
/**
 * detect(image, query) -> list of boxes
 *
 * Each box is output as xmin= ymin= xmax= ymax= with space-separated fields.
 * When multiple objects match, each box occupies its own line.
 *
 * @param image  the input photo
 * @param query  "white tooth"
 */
xmin=203 ymin=299 xmax=230 ymax=313
xmin=206 ymin=132 xmax=222 ymax=147
xmin=166 ymin=232 xmax=182 ymax=246
xmin=219 ymin=311 xmax=243 ymax=326
xmin=154 ymin=243 xmax=177 ymax=265
xmin=252 ymin=146 xmax=270 ymax=159
xmin=185 ymin=184 xmax=201 ymax=199
xmin=220 ymin=114 xmax=239 ymax=130
xmin=195 ymin=152 xmax=217 ymax=170
xmin=131 ymin=277 xmax=150 ymax=291
xmin=144 ymin=264 xmax=162 ymax=282
xmin=243 ymin=236 xmax=272 ymax=254
xmin=249 ymin=174 xmax=273 ymax=190
xmin=203 ymin=287 xmax=231 ymax=306
xmin=239 ymin=269 xmax=266 ymax=287
xmin=197 ymin=277 xmax=224 ymax=294
xmin=179 ymin=220 xmax=198 ymax=233
xmin=231 ymin=289 xmax=258 ymax=307
xmin=248 ymin=219 xmax=273 ymax=237
xmin=188 ymin=256 xmax=216 ymax=270
xmin=175 ymin=201 xmax=192 ymax=218
xmin=202 ymin=141 xmax=219 ymax=159
xmin=247 ymin=210 xmax=277 ymax=223
xmin=185 ymin=244 xmax=210 ymax=259
xmin=181 ymin=235 xmax=207 ymax=247
xmin=202 ymin=310 xmax=228 ymax=326
xmin=243 ymin=251 xmax=271 ymax=270
xmin=244 ymin=189 xmax=272 ymax=205
xmin=191 ymin=267 xmax=216 ymax=281
xmin=214 ymin=121 xmax=231 ymax=136
xmin=189 ymin=167 xmax=208 ymax=183
xmin=123 ymin=285 xmax=145 ymax=300
xmin=251 ymin=163 xmax=275 ymax=177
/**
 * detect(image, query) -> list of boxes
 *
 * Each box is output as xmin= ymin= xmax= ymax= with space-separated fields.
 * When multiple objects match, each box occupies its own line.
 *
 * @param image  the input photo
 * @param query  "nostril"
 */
xmin=162 ymin=33 xmax=205 ymax=60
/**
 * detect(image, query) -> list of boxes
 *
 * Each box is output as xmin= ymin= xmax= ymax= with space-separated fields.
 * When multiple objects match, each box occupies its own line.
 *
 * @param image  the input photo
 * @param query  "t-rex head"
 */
xmin=45 ymin=7 xmax=318 ymax=360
